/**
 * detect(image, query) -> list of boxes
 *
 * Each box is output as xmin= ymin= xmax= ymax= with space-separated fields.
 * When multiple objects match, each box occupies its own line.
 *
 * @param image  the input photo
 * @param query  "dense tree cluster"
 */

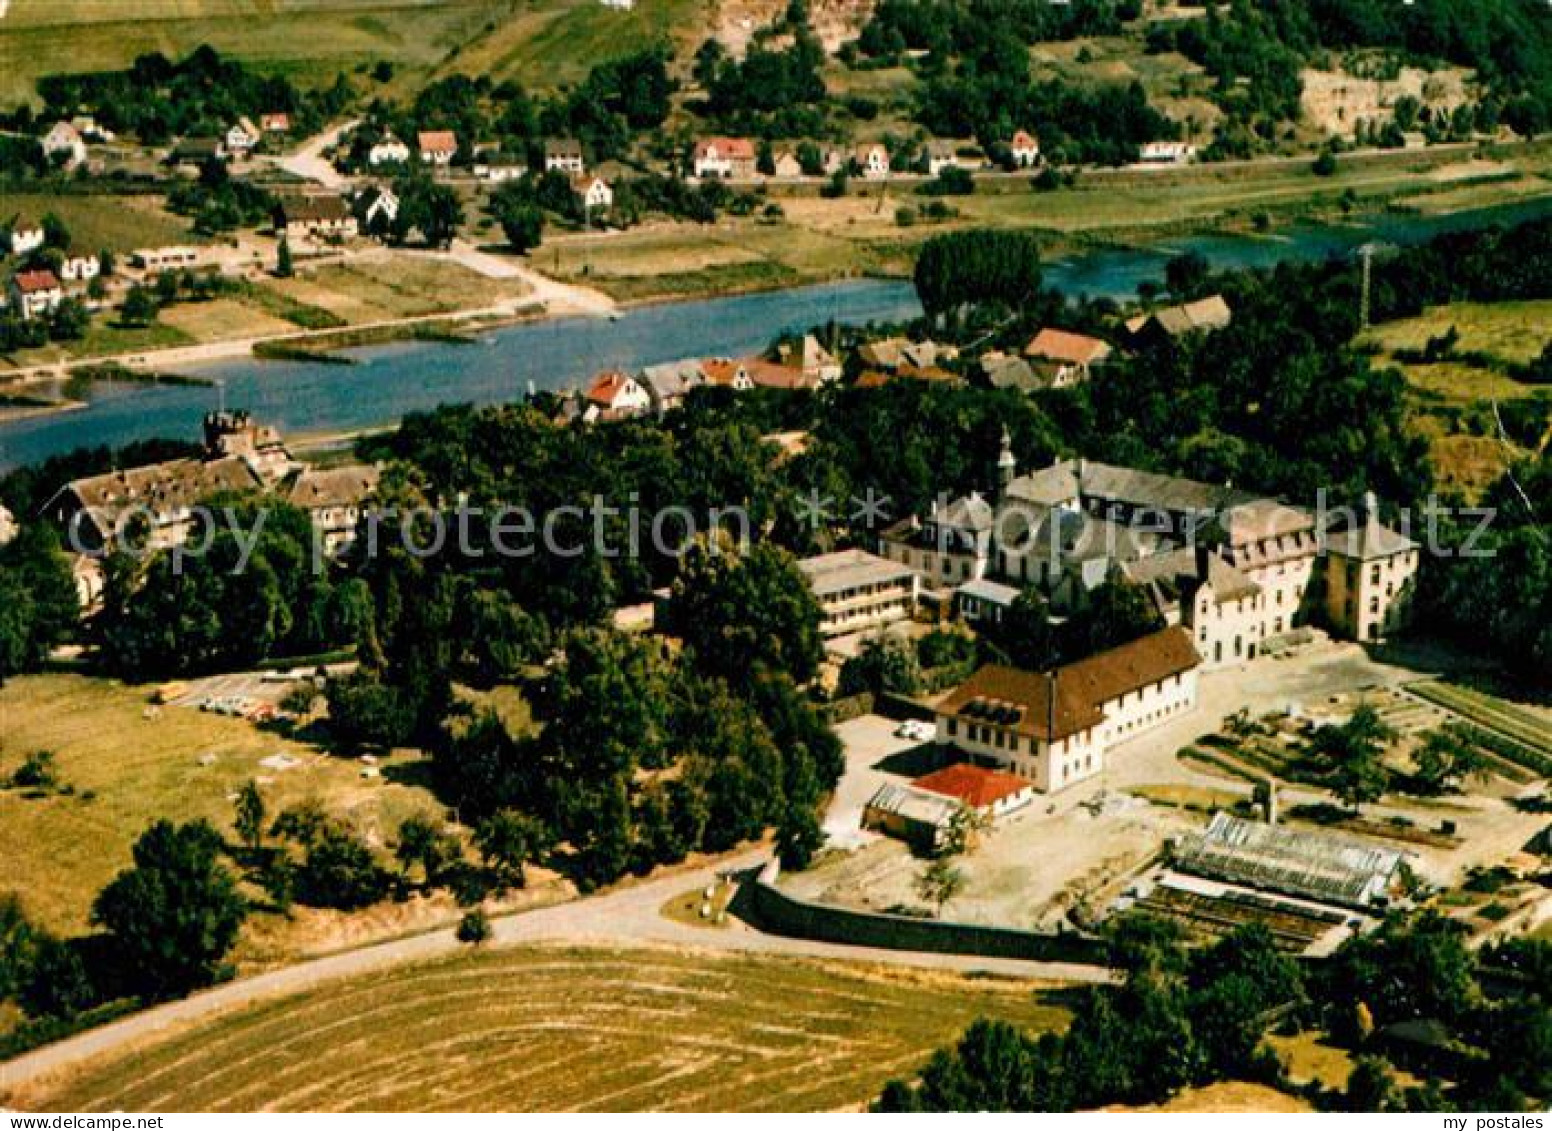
xmin=879 ymin=921 xmax=1300 ymax=1110
xmin=36 ymin=46 xmax=348 ymax=145
xmin=882 ymin=911 xmax=1552 ymax=1111
xmin=0 ymin=523 xmax=78 ymax=685
xmin=97 ymin=497 xmax=371 ymax=679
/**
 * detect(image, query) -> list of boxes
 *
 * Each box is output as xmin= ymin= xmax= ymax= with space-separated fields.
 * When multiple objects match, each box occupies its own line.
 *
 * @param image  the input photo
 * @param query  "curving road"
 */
xmin=0 ymin=851 xmax=1108 ymax=1096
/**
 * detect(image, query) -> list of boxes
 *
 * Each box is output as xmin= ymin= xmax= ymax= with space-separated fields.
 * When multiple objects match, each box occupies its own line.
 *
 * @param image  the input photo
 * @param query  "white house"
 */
xmin=368 ymin=134 xmax=411 ymax=167
xmin=925 ymin=141 xmax=960 ymax=176
xmin=8 ymin=269 xmax=65 ymax=320
xmin=129 ymin=246 xmax=199 ymax=273
xmin=1139 ymin=141 xmax=1197 ymax=165
xmin=4 ymin=217 xmax=45 ymax=257
xmin=226 ymin=117 xmax=260 ymax=155
xmin=584 ymin=370 xmax=650 ymax=417
xmin=693 ymin=137 xmax=756 ymax=179
xmin=42 ymin=121 xmax=87 ymax=169
xmin=60 ymin=252 xmax=101 ymax=284
xmin=545 ymin=138 xmax=586 ymax=175
xmin=854 ymin=142 xmax=890 ymax=180
xmin=0 ymin=503 xmax=16 ymax=547
xmin=573 ymin=175 xmax=614 ymax=213
xmin=356 ymin=184 xmax=400 ymax=231
xmin=1010 ymin=129 xmax=1040 ymax=168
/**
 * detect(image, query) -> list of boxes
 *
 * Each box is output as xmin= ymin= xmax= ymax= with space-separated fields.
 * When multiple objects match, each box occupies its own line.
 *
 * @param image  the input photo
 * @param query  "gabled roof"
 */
xmin=913 ymin=763 xmax=1032 ymax=809
xmin=700 ymin=358 xmax=749 ymax=387
xmin=1011 ymin=129 xmax=1039 ymax=149
xmin=418 ymin=130 xmax=457 ymax=152
xmin=1129 ymin=295 xmax=1232 ymax=338
xmin=940 ymin=627 xmax=1199 ymax=743
xmin=546 ymin=137 xmax=583 ymax=157
xmin=1025 ymin=327 xmax=1111 ymax=366
xmin=639 ymin=359 xmax=703 ymax=400
xmin=277 ymin=195 xmax=352 ymax=223
xmin=585 ymin=369 xmax=638 ymax=407
xmin=798 ymin=549 xmax=913 ymax=597
xmin=12 ymin=269 xmax=61 ymax=294
xmin=694 ymin=136 xmax=756 ymax=160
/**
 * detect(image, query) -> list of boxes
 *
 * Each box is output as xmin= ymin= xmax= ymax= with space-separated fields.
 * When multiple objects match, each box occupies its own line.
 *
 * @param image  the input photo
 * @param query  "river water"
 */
xmin=1 ymin=197 xmax=1547 ymax=472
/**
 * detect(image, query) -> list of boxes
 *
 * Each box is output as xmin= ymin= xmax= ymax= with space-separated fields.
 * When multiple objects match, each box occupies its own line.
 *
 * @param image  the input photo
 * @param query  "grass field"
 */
xmin=269 ymin=255 xmax=531 ymax=321
xmin=17 ymin=946 xmax=1070 ymax=1112
xmin=0 ymin=193 xmax=199 ymax=254
xmin=0 ymin=0 xmax=504 ymax=102
xmin=0 ymin=674 xmax=436 ymax=937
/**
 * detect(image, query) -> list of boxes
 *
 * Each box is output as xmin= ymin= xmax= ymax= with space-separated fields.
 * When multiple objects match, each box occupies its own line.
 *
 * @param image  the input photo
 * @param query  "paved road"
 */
xmin=0 ymin=850 xmax=1107 ymax=1093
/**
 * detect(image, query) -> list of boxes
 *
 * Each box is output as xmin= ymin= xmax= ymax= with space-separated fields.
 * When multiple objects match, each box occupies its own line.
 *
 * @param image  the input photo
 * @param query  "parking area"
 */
xmin=823 ymin=715 xmax=946 ymax=850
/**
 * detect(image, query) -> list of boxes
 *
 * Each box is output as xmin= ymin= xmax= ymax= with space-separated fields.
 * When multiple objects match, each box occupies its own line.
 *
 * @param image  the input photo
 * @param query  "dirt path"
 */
xmin=0 ymin=850 xmax=1107 ymax=1094
xmin=267 ymin=119 xmax=357 ymax=189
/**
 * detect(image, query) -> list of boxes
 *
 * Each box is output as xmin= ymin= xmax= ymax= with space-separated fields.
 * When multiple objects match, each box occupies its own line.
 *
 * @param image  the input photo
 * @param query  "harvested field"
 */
xmin=21 ymin=946 xmax=1068 ymax=1113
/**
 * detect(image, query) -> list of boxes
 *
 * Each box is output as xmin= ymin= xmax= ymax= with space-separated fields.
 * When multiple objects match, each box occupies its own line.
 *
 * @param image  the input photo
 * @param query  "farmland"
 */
xmin=18 ymin=946 xmax=1069 ymax=1112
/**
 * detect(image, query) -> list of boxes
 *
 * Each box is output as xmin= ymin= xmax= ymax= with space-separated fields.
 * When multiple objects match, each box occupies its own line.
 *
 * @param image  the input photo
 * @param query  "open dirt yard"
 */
xmin=13 ymin=945 xmax=1067 ymax=1113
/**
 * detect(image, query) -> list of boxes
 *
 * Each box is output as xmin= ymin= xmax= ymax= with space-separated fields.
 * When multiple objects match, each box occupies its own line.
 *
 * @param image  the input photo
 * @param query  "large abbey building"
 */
xmin=881 ymin=435 xmax=1419 ymax=668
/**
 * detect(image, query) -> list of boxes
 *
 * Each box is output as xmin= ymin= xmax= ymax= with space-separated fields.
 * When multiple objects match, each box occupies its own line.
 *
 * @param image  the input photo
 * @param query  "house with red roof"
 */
xmin=912 ymin=763 xmax=1035 ymax=819
xmin=418 ymin=130 xmax=458 ymax=167
xmin=1023 ymin=327 xmax=1112 ymax=387
xmin=1010 ymin=129 xmax=1040 ymax=168
xmin=693 ymin=137 xmax=757 ymax=180
xmin=8 ymin=268 xmax=64 ymax=319
xmin=584 ymin=370 xmax=651 ymax=418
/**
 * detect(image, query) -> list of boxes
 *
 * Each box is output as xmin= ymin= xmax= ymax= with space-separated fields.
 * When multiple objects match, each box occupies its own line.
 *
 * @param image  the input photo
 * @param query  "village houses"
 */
xmin=42 ymin=121 xmax=88 ymax=169
xmin=418 ymin=130 xmax=458 ymax=167
xmin=693 ymin=137 xmax=757 ymax=179
xmin=354 ymin=184 xmax=400 ymax=232
xmin=854 ymin=142 xmax=890 ymax=180
xmin=545 ymin=138 xmax=586 ymax=175
xmin=1024 ymin=328 xmax=1112 ymax=387
xmin=584 ymin=370 xmax=652 ymax=420
xmin=8 ymin=269 xmax=64 ymax=320
xmin=4 ymin=216 xmax=46 ymax=257
xmin=275 ymin=195 xmax=358 ymax=241
xmin=261 ymin=113 xmax=291 ymax=135
xmin=225 ymin=117 xmax=261 ymax=155
xmin=1010 ymin=129 xmax=1040 ymax=168
xmin=368 ymin=134 xmax=411 ymax=167
xmin=59 ymin=250 xmax=101 ymax=284
xmin=573 ymin=175 xmax=614 ymax=213
xmin=1125 ymin=294 xmax=1233 ymax=347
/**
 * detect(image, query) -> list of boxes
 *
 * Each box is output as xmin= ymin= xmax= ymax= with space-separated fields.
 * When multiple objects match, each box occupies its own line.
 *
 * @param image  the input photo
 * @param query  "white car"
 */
xmin=894 ymin=719 xmax=935 ymax=742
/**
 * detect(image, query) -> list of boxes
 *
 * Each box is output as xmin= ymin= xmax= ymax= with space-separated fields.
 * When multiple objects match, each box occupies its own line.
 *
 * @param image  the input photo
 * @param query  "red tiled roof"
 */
xmin=418 ymin=130 xmax=457 ymax=153
xmin=695 ymin=137 xmax=756 ymax=160
xmin=1012 ymin=130 xmax=1039 ymax=149
xmin=12 ymin=269 xmax=61 ymax=294
xmin=1025 ymin=328 xmax=1110 ymax=365
xmin=700 ymin=358 xmax=745 ymax=387
xmin=585 ymin=370 xmax=634 ymax=407
xmin=913 ymin=763 xmax=1032 ymax=810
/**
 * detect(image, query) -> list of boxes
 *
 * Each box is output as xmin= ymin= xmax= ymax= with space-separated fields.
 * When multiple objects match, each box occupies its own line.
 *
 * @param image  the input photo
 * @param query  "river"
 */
xmin=1 ymin=196 xmax=1548 ymax=472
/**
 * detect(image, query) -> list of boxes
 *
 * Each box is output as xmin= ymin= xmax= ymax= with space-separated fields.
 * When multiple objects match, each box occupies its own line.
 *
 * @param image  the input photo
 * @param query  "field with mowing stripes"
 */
xmin=22 ymin=947 xmax=1069 ymax=1113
